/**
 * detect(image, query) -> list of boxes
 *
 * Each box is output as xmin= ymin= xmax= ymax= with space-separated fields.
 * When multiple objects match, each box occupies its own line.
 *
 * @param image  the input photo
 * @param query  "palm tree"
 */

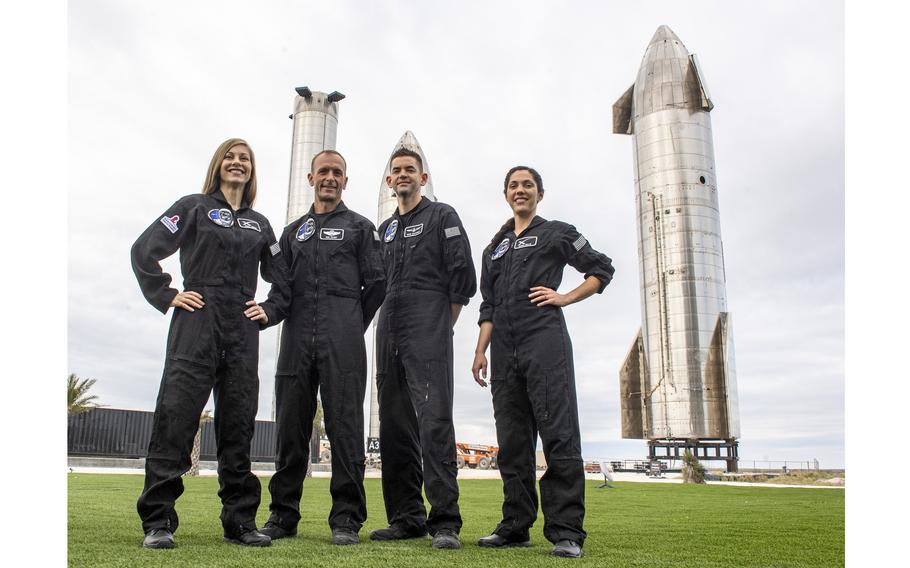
xmin=67 ymin=373 xmax=100 ymax=415
xmin=187 ymin=410 xmax=213 ymax=477
xmin=306 ymin=399 xmax=325 ymax=478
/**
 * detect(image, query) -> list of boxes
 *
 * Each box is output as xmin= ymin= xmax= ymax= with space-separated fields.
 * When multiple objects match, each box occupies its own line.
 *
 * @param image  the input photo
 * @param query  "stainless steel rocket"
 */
xmin=273 ymin=86 xmax=345 ymax=420
xmin=366 ymin=131 xmax=436 ymax=453
xmin=613 ymin=26 xmax=740 ymax=442
xmin=284 ymin=86 xmax=345 ymax=223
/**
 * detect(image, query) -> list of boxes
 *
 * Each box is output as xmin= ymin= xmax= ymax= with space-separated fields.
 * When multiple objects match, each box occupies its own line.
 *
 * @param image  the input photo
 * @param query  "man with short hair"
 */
xmin=256 ymin=150 xmax=385 ymax=545
xmin=371 ymin=148 xmax=477 ymax=549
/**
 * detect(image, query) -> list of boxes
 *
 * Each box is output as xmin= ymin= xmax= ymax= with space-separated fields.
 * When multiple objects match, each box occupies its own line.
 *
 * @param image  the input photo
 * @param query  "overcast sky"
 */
xmin=67 ymin=0 xmax=844 ymax=468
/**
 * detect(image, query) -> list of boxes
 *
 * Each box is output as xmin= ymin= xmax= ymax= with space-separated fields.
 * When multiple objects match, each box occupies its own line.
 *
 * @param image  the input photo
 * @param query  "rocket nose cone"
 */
xmin=398 ymin=130 xmax=419 ymax=147
xmin=649 ymin=25 xmax=683 ymax=46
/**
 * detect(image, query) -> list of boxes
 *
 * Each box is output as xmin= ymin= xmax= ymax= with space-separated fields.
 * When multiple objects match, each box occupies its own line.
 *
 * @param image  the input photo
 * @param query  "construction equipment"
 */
xmin=456 ymin=443 xmax=499 ymax=469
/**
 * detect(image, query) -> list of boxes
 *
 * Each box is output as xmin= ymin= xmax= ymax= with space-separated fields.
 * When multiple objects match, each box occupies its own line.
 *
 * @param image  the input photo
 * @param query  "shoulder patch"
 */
xmin=444 ymin=226 xmax=461 ymax=239
xmin=572 ymin=235 xmax=587 ymax=251
xmin=491 ymin=238 xmax=510 ymax=260
xmin=160 ymin=215 xmax=179 ymax=234
xmin=373 ymin=230 xmax=380 ymax=241
xmin=269 ymin=242 xmax=281 ymax=256
xmin=514 ymin=236 xmax=538 ymax=249
xmin=404 ymin=223 xmax=424 ymax=238
xmin=384 ymin=220 xmax=399 ymax=242
xmin=320 ymin=228 xmax=345 ymax=241
xmin=237 ymin=218 xmax=261 ymax=232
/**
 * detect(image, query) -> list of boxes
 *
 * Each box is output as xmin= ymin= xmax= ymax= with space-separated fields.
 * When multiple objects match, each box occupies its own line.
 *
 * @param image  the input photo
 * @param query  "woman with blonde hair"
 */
xmin=131 ymin=138 xmax=287 ymax=549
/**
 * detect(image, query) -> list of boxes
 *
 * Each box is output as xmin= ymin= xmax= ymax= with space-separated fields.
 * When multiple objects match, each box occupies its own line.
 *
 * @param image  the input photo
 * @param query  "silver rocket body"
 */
xmin=285 ymin=88 xmax=342 ymax=223
xmin=614 ymin=26 xmax=740 ymax=441
xmin=367 ymin=131 xmax=436 ymax=445
xmin=273 ymin=87 xmax=343 ymax=421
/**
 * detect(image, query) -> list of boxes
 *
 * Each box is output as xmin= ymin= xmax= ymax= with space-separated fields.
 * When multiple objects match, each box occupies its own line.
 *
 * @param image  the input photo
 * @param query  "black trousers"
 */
xmin=267 ymin=354 xmax=367 ymax=531
xmin=136 ymin=351 xmax=261 ymax=535
xmin=375 ymin=294 xmax=462 ymax=535
xmin=490 ymin=311 xmax=586 ymax=545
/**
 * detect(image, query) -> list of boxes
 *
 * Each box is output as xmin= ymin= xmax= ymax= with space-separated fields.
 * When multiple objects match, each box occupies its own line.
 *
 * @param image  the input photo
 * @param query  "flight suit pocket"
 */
xmin=166 ymin=308 xmax=215 ymax=367
xmin=327 ymin=241 xmax=359 ymax=298
xmin=535 ymin=367 xmax=580 ymax=457
xmin=530 ymin=367 xmax=569 ymax=425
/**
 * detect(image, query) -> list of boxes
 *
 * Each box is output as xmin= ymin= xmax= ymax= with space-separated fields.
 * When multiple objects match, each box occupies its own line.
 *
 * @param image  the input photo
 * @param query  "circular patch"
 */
xmin=491 ymin=238 xmax=510 ymax=260
xmin=208 ymin=208 xmax=234 ymax=228
xmin=296 ymin=218 xmax=316 ymax=241
xmin=384 ymin=219 xmax=399 ymax=243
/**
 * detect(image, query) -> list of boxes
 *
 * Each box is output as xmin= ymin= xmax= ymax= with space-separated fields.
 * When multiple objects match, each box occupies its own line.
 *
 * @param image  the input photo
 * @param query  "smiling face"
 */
xmin=386 ymin=155 xmax=427 ymax=200
xmin=308 ymin=151 xmax=347 ymax=205
xmin=219 ymin=144 xmax=253 ymax=186
xmin=505 ymin=169 xmax=543 ymax=216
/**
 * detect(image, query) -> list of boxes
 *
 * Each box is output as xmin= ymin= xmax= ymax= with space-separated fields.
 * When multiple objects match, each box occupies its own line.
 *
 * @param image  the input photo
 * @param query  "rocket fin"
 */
xmin=704 ymin=312 xmax=737 ymax=438
xmin=612 ymin=84 xmax=634 ymax=135
xmin=619 ymin=329 xmax=646 ymax=439
xmin=689 ymin=54 xmax=714 ymax=111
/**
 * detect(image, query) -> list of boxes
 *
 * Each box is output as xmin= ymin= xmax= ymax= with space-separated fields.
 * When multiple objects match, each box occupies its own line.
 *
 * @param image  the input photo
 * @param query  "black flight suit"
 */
xmin=478 ymin=216 xmax=614 ymax=546
xmin=375 ymin=196 xmax=477 ymax=535
xmin=131 ymin=190 xmax=287 ymax=536
xmin=260 ymin=202 xmax=385 ymax=533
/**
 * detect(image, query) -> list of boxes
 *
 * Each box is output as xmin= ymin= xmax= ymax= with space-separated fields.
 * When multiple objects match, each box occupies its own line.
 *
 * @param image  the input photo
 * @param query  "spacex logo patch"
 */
xmin=237 ymin=218 xmax=261 ymax=232
xmin=514 ymin=236 xmax=538 ymax=249
xmin=160 ymin=215 xmax=179 ymax=233
xmin=320 ymin=228 xmax=345 ymax=241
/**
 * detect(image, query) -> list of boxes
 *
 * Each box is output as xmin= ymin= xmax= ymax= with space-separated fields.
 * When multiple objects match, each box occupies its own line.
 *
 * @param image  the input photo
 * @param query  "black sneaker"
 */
xmin=260 ymin=521 xmax=297 ymax=540
xmin=431 ymin=529 xmax=461 ymax=549
xmin=142 ymin=528 xmax=175 ymax=549
xmin=223 ymin=527 xmax=272 ymax=547
xmin=477 ymin=533 xmax=531 ymax=548
xmin=369 ymin=525 xmax=428 ymax=541
xmin=551 ymin=539 xmax=583 ymax=558
xmin=332 ymin=527 xmax=360 ymax=545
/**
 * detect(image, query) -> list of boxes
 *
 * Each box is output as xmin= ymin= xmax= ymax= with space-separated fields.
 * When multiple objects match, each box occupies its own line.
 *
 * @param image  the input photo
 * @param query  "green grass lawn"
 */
xmin=68 ymin=474 xmax=843 ymax=567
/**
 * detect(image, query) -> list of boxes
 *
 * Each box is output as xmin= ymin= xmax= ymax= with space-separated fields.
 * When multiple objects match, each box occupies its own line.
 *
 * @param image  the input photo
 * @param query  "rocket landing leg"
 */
xmin=647 ymin=439 xmax=740 ymax=473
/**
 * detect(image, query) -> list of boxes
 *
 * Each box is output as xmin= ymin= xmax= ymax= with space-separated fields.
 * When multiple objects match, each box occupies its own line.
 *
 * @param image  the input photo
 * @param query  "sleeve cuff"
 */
xmin=449 ymin=293 xmax=470 ymax=306
xmin=585 ymin=273 xmax=610 ymax=294
xmin=153 ymin=288 xmax=179 ymax=314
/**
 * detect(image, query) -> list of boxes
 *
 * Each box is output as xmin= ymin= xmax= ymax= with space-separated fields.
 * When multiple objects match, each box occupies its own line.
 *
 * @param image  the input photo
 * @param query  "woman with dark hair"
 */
xmin=471 ymin=166 xmax=615 ymax=558
xmin=130 ymin=138 xmax=287 ymax=549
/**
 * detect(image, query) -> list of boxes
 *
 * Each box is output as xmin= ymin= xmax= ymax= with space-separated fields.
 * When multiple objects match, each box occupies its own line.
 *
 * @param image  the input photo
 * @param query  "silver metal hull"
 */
xmin=285 ymin=89 xmax=341 ymax=223
xmin=614 ymin=26 xmax=740 ymax=441
xmin=368 ymin=131 xmax=436 ymax=441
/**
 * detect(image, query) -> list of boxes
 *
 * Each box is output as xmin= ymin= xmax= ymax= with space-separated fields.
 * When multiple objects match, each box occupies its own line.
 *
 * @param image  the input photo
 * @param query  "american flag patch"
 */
xmin=373 ymin=230 xmax=380 ymax=241
xmin=444 ymin=226 xmax=461 ymax=239
xmin=269 ymin=242 xmax=281 ymax=256
xmin=572 ymin=235 xmax=587 ymax=251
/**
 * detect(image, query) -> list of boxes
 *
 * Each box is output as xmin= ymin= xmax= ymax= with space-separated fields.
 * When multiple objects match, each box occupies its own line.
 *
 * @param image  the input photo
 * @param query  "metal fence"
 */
xmin=737 ymin=459 xmax=821 ymax=472
xmin=68 ymin=407 xmax=278 ymax=462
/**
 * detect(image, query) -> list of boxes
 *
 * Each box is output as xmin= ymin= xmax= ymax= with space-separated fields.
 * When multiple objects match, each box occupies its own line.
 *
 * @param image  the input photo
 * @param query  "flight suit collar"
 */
xmin=513 ymin=215 xmax=547 ymax=237
xmin=306 ymin=200 xmax=349 ymax=218
xmin=210 ymin=189 xmax=250 ymax=212
xmin=393 ymin=196 xmax=430 ymax=220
